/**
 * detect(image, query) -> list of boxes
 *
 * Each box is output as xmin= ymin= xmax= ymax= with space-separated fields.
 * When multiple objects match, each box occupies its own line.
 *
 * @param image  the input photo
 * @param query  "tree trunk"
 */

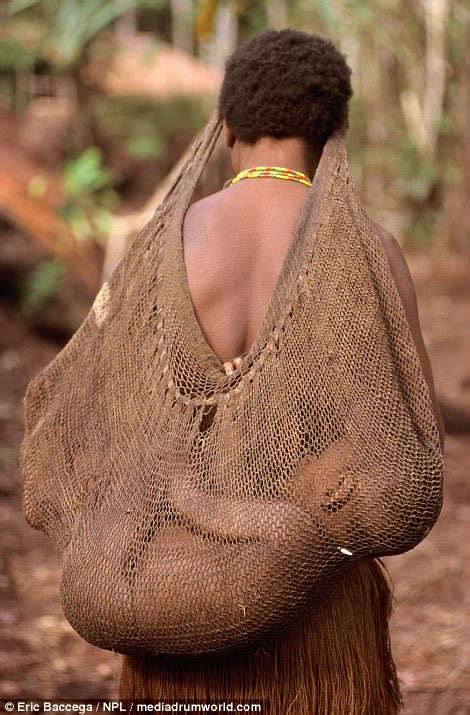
xmin=170 ymin=0 xmax=194 ymax=54
xmin=422 ymin=0 xmax=450 ymax=159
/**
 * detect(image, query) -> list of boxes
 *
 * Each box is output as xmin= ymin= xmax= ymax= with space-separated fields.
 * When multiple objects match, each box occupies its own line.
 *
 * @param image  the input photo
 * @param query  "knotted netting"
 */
xmin=20 ymin=110 xmax=443 ymax=657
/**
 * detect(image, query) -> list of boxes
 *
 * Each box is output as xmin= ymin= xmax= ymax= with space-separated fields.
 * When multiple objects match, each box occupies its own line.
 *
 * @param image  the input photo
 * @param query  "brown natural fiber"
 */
xmin=119 ymin=559 xmax=402 ymax=714
xmin=20 ymin=109 xmax=443 ymax=658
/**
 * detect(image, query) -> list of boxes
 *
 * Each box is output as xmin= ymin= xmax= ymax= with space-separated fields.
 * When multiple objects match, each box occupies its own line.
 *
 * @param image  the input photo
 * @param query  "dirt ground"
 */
xmin=0 ymin=250 xmax=469 ymax=712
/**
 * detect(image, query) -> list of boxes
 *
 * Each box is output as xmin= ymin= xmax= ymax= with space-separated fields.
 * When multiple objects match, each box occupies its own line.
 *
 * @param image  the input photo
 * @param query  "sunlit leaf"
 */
xmin=126 ymin=133 xmax=164 ymax=159
xmin=27 ymin=175 xmax=48 ymax=198
xmin=21 ymin=259 xmax=65 ymax=316
xmin=9 ymin=0 xmax=41 ymax=14
xmin=64 ymin=147 xmax=113 ymax=197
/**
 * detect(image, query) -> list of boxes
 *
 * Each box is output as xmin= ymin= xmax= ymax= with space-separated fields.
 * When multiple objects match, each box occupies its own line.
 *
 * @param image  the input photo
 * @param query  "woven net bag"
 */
xmin=20 ymin=110 xmax=444 ymax=657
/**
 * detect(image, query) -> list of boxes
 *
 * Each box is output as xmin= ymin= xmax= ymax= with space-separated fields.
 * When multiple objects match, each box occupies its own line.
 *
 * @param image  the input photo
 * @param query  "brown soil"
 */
xmin=0 ymin=251 xmax=469 ymax=712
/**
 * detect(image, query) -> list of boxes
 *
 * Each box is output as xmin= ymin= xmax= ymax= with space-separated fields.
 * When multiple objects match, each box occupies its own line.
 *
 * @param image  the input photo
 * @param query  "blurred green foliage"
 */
xmin=61 ymin=147 xmax=119 ymax=243
xmin=91 ymin=95 xmax=211 ymax=160
xmin=20 ymin=258 xmax=65 ymax=316
xmin=0 ymin=0 xmax=468 ymax=259
xmin=0 ymin=36 xmax=36 ymax=71
xmin=9 ymin=0 xmax=137 ymax=69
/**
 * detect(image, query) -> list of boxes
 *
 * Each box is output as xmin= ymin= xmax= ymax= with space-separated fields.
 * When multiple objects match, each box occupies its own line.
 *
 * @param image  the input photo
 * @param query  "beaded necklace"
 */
xmin=226 ymin=166 xmax=312 ymax=189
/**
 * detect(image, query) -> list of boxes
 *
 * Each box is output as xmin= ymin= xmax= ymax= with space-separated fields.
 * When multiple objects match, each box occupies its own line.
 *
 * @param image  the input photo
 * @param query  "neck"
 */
xmin=232 ymin=136 xmax=322 ymax=179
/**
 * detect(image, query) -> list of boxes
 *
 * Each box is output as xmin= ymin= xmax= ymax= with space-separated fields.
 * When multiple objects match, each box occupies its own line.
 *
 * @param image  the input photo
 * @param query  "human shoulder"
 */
xmin=371 ymin=223 xmax=429 ymax=348
xmin=183 ymin=190 xmax=227 ymax=235
xmin=182 ymin=193 xmax=223 ymax=268
xmin=372 ymin=222 xmax=445 ymax=449
xmin=371 ymin=223 xmax=416 ymax=304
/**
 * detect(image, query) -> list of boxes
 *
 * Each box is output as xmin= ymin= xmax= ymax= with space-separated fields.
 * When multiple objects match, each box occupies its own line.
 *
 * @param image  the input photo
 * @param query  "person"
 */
xmin=119 ymin=28 xmax=444 ymax=713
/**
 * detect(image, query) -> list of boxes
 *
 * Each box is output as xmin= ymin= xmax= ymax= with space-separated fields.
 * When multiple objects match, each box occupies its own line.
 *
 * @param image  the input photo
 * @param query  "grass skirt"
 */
xmin=119 ymin=559 xmax=403 ymax=714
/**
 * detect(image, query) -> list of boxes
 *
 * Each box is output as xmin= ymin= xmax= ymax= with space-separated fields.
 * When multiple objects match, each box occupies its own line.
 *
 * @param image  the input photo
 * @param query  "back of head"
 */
xmin=218 ymin=28 xmax=353 ymax=150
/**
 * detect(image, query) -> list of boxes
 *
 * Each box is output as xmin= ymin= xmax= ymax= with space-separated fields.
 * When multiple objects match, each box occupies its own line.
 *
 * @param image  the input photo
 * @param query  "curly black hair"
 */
xmin=218 ymin=29 xmax=352 ymax=147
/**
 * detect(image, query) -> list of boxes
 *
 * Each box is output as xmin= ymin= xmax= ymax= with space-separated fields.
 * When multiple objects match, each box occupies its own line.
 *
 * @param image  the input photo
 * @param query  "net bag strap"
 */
xmin=157 ymin=109 xmax=223 ymax=219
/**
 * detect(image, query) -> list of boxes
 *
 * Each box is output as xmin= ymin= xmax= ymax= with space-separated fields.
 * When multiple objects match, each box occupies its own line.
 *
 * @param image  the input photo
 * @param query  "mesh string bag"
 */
xmin=20 ymin=109 xmax=444 ymax=660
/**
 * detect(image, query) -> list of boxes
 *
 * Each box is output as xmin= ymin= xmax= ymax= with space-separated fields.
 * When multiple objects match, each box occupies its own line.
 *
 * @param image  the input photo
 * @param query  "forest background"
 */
xmin=0 ymin=1 xmax=469 ymax=712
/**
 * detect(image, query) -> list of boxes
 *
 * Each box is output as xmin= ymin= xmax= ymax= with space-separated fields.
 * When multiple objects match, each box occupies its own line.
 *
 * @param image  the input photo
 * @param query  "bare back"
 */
xmin=182 ymin=180 xmax=310 ymax=364
xmin=183 ymin=184 xmax=444 ymax=448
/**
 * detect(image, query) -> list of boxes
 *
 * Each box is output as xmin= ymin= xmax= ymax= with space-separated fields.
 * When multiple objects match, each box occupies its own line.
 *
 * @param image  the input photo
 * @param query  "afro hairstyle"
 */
xmin=217 ymin=29 xmax=352 ymax=148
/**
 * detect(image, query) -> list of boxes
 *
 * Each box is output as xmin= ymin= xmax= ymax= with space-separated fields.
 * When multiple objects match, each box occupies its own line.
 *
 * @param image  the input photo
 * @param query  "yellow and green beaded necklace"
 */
xmin=227 ymin=166 xmax=312 ymax=188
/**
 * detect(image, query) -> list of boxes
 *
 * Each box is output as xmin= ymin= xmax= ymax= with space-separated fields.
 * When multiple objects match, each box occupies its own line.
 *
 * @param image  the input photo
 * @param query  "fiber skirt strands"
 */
xmin=20 ymin=110 xmax=444 ymax=658
xmin=120 ymin=559 xmax=403 ymax=714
